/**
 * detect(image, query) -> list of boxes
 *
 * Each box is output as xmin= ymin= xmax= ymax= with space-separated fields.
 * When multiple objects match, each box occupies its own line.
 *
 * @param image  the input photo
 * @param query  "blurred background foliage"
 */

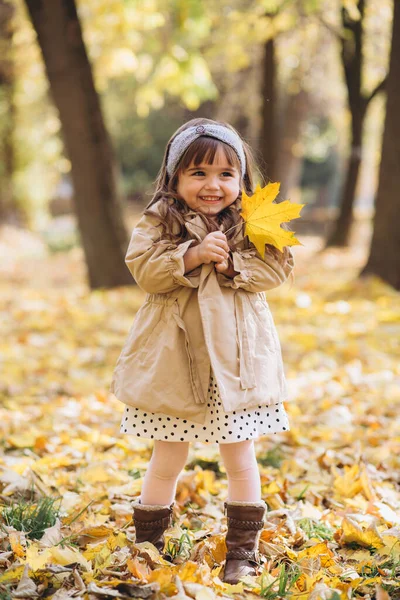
xmin=1 ymin=0 xmax=392 ymax=227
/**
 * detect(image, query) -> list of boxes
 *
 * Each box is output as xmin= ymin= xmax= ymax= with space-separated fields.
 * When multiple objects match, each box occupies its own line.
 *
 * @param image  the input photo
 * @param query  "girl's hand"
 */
xmin=215 ymin=258 xmax=229 ymax=272
xmin=197 ymin=231 xmax=230 ymax=265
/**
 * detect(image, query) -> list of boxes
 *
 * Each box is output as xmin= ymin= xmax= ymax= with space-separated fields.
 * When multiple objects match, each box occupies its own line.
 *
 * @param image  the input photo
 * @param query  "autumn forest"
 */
xmin=0 ymin=0 xmax=399 ymax=599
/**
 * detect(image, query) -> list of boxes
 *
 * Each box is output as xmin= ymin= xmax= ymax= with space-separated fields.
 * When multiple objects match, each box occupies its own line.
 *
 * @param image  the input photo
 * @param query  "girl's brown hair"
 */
xmin=144 ymin=117 xmax=292 ymax=265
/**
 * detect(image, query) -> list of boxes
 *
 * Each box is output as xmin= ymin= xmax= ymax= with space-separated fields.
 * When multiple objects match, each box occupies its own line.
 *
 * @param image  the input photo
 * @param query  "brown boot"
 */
xmin=222 ymin=500 xmax=267 ymax=584
xmin=132 ymin=498 xmax=174 ymax=553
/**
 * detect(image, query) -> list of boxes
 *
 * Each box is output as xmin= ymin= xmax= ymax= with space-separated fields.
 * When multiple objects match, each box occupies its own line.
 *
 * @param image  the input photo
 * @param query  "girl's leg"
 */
xmin=219 ymin=439 xmax=262 ymax=502
xmin=140 ymin=440 xmax=190 ymax=505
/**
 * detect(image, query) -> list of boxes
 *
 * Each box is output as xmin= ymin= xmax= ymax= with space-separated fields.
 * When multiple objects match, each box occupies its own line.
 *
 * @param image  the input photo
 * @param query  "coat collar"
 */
xmin=147 ymin=197 xmax=244 ymax=246
xmin=184 ymin=212 xmax=216 ymax=243
xmin=183 ymin=197 xmax=244 ymax=246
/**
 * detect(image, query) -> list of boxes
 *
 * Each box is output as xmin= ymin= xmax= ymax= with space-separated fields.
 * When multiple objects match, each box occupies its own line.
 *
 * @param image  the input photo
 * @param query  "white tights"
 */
xmin=140 ymin=439 xmax=261 ymax=505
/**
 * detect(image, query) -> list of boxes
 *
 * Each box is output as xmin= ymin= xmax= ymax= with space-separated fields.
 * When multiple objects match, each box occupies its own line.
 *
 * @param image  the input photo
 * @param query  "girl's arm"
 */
xmin=183 ymin=245 xmax=202 ymax=274
xmin=215 ymin=244 xmax=295 ymax=293
xmin=125 ymin=213 xmax=201 ymax=294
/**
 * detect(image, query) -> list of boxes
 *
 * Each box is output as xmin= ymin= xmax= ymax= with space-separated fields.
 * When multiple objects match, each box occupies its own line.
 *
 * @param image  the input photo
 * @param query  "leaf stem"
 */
xmin=223 ymin=221 xmax=245 ymax=236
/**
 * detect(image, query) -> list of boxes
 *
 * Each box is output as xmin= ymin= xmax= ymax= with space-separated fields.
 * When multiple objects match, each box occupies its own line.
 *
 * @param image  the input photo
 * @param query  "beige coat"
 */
xmin=110 ymin=200 xmax=295 ymax=424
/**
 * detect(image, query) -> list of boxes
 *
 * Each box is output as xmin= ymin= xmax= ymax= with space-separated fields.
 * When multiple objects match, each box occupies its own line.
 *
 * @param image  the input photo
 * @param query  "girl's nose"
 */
xmin=204 ymin=177 xmax=220 ymax=190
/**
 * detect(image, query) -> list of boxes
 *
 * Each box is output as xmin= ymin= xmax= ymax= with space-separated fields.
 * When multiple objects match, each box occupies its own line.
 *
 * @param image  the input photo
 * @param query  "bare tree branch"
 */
xmin=366 ymin=77 xmax=387 ymax=105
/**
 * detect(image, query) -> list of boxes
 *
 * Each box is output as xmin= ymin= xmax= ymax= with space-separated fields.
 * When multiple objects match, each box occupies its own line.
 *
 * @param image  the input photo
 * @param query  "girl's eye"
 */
xmin=191 ymin=171 xmax=233 ymax=177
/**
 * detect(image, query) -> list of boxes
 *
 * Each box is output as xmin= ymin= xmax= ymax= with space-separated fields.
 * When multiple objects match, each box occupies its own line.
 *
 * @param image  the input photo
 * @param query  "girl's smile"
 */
xmin=176 ymin=147 xmax=241 ymax=216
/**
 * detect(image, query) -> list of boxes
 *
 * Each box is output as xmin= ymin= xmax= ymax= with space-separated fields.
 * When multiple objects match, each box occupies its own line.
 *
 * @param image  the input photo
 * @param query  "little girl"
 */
xmin=110 ymin=118 xmax=295 ymax=584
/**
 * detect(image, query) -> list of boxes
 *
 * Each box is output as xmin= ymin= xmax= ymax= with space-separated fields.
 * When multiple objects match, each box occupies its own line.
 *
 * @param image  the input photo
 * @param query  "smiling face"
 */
xmin=176 ymin=145 xmax=241 ymax=217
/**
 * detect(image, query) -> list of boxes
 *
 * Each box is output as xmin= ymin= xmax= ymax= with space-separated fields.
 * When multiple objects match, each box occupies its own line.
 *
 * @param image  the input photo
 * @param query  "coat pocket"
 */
xmin=169 ymin=306 xmax=204 ymax=405
xmin=136 ymin=302 xmax=172 ymax=362
xmin=131 ymin=298 xmax=205 ymax=407
xmin=115 ymin=301 xmax=167 ymax=366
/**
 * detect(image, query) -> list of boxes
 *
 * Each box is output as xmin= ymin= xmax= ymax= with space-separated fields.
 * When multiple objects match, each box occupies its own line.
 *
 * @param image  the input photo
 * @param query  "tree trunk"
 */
xmin=276 ymin=88 xmax=311 ymax=198
xmin=325 ymin=107 xmax=365 ymax=246
xmin=0 ymin=0 xmax=18 ymax=224
xmin=361 ymin=0 xmax=400 ymax=290
xmin=259 ymin=37 xmax=277 ymax=182
xmin=325 ymin=0 xmax=365 ymax=248
xmin=24 ymin=0 xmax=132 ymax=289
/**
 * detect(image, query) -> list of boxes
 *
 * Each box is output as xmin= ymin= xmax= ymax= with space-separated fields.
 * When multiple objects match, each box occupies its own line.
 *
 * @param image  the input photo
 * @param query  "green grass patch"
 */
xmin=164 ymin=531 xmax=193 ymax=561
xmin=260 ymin=563 xmax=302 ymax=599
xmin=1 ymin=495 xmax=62 ymax=541
xmin=297 ymin=517 xmax=334 ymax=541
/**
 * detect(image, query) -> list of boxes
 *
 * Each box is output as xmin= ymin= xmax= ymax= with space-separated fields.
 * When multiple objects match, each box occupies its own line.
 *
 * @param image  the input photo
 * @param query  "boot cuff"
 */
xmin=132 ymin=497 xmax=174 ymax=511
xmin=225 ymin=500 xmax=267 ymax=508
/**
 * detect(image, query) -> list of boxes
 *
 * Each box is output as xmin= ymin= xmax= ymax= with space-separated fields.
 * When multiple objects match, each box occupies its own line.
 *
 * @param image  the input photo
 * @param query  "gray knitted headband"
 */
xmin=166 ymin=124 xmax=246 ymax=177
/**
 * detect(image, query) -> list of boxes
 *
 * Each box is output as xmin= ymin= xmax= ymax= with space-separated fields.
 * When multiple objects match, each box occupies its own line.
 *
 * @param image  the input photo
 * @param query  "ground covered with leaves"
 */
xmin=0 ymin=222 xmax=399 ymax=599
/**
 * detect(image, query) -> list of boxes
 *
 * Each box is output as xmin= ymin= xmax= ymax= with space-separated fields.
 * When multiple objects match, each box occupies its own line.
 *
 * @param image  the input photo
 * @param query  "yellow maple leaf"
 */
xmin=107 ymin=531 xmax=127 ymax=551
xmin=240 ymin=182 xmax=304 ymax=254
xmin=83 ymin=540 xmax=113 ymax=571
xmin=0 ymin=565 xmax=25 ymax=584
xmin=23 ymin=544 xmax=52 ymax=571
xmin=297 ymin=541 xmax=336 ymax=568
xmin=340 ymin=517 xmax=384 ymax=549
xmin=333 ymin=464 xmax=363 ymax=498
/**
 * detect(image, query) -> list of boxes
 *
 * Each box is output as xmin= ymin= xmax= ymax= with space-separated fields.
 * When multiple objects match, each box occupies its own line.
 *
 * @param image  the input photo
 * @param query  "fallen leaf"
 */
xmin=340 ymin=517 xmax=384 ymax=549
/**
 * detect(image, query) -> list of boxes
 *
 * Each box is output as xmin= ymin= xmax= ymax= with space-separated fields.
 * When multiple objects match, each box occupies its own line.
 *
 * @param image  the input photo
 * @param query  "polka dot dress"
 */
xmin=120 ymin=368 xmax=290 ymax=443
